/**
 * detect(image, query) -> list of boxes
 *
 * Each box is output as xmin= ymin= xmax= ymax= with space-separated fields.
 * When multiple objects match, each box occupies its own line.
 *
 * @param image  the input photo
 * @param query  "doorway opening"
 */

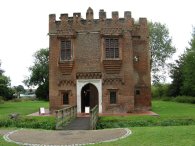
xmin=81 ymin=83 xmax=98 ymax=113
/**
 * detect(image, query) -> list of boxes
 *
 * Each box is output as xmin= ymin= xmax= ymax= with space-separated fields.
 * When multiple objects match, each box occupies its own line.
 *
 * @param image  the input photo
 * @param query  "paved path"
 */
xmin=0 ymin=130 xmax=12 ymax=135
xmin=3 ymin=128 xmax=131 ymax=146
xmin=65 ymin=117 xmax=90 ymax=130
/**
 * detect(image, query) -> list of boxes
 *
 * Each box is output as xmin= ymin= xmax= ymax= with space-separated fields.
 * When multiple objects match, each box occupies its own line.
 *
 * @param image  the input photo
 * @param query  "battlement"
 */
xmin=49 ymin=7 xmax=148 ymax=35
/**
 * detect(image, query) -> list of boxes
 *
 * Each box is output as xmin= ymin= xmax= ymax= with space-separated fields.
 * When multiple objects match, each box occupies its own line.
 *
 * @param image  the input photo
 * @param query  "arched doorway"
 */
xmin=77 ymin=79 xmax=102 ymax=113
xmin=81 ymin=83 xmax=98 ymax=113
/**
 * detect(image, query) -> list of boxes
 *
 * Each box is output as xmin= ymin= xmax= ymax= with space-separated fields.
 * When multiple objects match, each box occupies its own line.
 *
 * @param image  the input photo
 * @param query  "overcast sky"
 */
xmin=0 ymin=0 xmax=195 ymax=87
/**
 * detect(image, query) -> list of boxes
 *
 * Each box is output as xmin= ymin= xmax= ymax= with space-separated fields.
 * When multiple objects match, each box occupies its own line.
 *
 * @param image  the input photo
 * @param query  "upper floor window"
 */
xmin=105 ymin=38 xmax=119 ymax=59
xmin=60 ymin=40 xmax=72 ymax=60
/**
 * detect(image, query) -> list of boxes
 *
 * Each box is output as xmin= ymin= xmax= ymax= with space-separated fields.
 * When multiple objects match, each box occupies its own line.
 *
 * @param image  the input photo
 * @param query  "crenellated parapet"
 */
xmin=48 ymin=7 xmax=148 ymax=38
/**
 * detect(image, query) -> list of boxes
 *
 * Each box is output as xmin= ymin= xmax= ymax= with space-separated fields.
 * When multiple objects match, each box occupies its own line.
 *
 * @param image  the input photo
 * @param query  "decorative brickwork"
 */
xmin=76 ymin=72 xmax=102 ymax=79
xmin=49 ymin=7 xmax=151 ymax=114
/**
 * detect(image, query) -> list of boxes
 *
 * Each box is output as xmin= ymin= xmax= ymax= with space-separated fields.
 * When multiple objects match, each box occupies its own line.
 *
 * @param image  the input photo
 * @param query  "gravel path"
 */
xmin=3 ymin=128 xmax=131 ymax=146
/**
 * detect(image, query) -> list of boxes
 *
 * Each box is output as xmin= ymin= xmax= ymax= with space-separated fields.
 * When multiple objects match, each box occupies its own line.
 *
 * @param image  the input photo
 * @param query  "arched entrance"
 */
xmin=77 ymin=79 xmax=102 ymax=113
xmin=81 ymin=83 xmax=98 ymax=113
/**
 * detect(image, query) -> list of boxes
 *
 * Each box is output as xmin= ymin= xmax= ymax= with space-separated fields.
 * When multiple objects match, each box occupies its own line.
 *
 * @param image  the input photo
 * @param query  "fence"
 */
xmin=90 ymin=105 xmax=99 ymax=130
xmin=55 ymin=105 xmax=77 ymax=130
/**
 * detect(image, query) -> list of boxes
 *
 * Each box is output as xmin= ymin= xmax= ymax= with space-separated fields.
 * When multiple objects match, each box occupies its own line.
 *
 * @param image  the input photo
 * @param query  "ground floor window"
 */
xmin=135 ymin=89 xmax=141 ymax=95
xmin=63 ymin=92 xmax=69 ymax=104
xmin=109 ymin=90 xmax=117 ymax=104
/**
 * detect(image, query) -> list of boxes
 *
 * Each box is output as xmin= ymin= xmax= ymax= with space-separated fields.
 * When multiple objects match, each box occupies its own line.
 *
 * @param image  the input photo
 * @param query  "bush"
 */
xmin=11 ymin=97 xmax=37 ymax=102
xmin=11 ymin=98 xmax=22 ymax=102
xmin=173 ymin=96 xmax=195 ymax=104
xmin=152 ymin=84 xmax=170 ymax=99
xmin=0 ymin=96 xmax=4 ymax=104
xmin=0 ymin=116 xmax=55 ymax=130
xmin=36 ymin=83 xmax=49 ymax=101
xmin=96 ymin=118 xmax=195 ymax=129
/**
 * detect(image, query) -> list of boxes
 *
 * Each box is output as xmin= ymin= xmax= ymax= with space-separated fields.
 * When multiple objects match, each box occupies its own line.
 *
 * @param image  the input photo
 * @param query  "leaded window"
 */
xmin=105 ymin=38 xmax=119 ymax=58
xmin=60 ymin=40 xmax=71 ymax=60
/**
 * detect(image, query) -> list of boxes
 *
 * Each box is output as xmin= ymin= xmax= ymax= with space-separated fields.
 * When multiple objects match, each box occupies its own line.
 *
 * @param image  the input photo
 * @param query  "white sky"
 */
xmin=0 ymin=0 xmax=195 ymax=87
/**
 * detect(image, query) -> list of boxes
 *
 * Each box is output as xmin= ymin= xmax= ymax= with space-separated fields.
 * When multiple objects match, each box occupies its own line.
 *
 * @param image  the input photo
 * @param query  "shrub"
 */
xmin=96 ymin=117 xmax=195 ymax=129
xmin=173 ymin=96 xmax=195 ymax=104
xmin=152 ymin=84 xmax=170 ymax=99
xmin=0 ymin=116 xmax=55 ymax=130
xmin=0 ymin=96 xmax=4 ymax=104
xmin=11 ymin=98 xmax=22 ymax=102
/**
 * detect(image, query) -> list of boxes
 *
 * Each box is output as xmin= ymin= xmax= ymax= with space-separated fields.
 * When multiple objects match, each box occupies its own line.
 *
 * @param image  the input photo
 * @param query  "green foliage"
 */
xmin=168 ymin=56 xmax=185 ymax=96
xmin=97 ymin=118 xmax=195 ymax=129
xmin=0 ymin=65 xmax=14 ymax=100
xmin=173 ymin=96 xmax=195 ymax=104
xmin=35 ymin=81 xmax=49 ymax=100
xmin=12 ymin=85 xmax=25 ymax=98
xmin=97 ymin=100 xmax=195 ymax=129
xmin=180 ymin=30 xmax=195 ymax=96
xmin=0 ymin=100 xmax=54 ymax=130
xmin=0 ymin=100 xmax=49 ymax=118
xmin=24 ymin=48 xmax=49 ymax=100
xmin=149 ymin=22 xmax=176 ymax=83
xmin=0 ymin=96 xmax=4 ymax=104
xmin=151 ymin=84 xmax=170 ymax=98
xmin=169 ymin=27 xmax=195 ymax=97
xmin=92 ymin=126 xmax=195 ymax=146
xmin=0 ymin=116 xmax=55 ymax=130
xmin=0 ymin=136 xmax=18 ymax=146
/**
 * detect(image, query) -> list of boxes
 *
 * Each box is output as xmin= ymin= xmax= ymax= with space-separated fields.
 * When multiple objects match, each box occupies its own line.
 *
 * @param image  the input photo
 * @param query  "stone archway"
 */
xmin=77 ymin=79 xmax=102 ymax=113
xmin=81 ymin=83 xmax=98 ymax=113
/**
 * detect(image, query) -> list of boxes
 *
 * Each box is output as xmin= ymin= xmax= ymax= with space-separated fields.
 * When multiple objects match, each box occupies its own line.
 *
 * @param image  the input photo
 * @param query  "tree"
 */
xmin=0 ymin=61 xmax=14 ymax=100
xmin=24 ymin=48 xmax=49 ymax=100
xmin=13 ymin=85 xmax=25 ymax=98
xmin=149 ymin=22 xmax=176 ymax=84
xmin=180 ymin=27 xmax=195 ymax=96
xmin=169 ymin=27 xmax=195 ymax=97
xmin=0 ymin=60 xmax=4 ymax=76
xmin=168 ymin=55 xmax=185 ymax=96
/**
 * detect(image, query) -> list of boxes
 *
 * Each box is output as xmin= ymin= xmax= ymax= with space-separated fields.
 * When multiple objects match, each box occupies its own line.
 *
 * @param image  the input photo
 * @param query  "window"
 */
xmin=110 ymin=91 xmax=117 ymax=104
xmin=135 ymin=89 xmax=140 ymax=95
xmin=63 ymin=92 xmax=69 ymax=104
xmin=105 ymin=38 xmax=119 ymax=58
xmin=60 ymin=40 xmax=71 ymax=60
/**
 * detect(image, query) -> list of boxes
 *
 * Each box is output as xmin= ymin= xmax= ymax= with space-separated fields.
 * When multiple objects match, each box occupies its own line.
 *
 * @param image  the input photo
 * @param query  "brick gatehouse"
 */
xmin=49 ymin=8 xmax=151 ymax=114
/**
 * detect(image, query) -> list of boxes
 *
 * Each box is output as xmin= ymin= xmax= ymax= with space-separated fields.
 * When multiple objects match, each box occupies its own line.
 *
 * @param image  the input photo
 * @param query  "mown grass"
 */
xmin=0 ymin=100 xmax=195 ymax=145
xmin=90 ymin=125 xmax=195 ymax=146
xmin=0 ymin=100 xmax=55 ymax=130
xmin=152 ymin=100 xmax=195 ymax=118
xmin=0 ymin=100 xmax=49 ymax=118
xmin=1 ymin=126 xmax=195 ymax=146
xmin=0 ymin=136 xmax=18 ymax=146
xmin=97 ymin=101 xmax=195 ymax=128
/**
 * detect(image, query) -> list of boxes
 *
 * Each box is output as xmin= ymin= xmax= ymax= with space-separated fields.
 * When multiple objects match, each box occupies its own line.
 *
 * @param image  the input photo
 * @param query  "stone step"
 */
xmin=65 ymin=117 xmax=90 ymax=130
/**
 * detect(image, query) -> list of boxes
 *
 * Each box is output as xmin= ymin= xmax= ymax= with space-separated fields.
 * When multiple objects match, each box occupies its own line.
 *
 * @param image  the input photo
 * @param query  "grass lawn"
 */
xmin=152 ymin=100 xmax=195 ymax=118
xmin=0 ymin=100 xmax=55 ymax=130
xmin=1 ymin=125 xmax=194 ymax=146
xmin=98 ymin=100 xmax=195 ymax=128
xmin=0 ymin=136 xmax=18 ymax=146
xmin=91 ymin=125 xmax=195 ymax=146
xmin=0 ymin=100 xmax=49 ymax=118
xmin=0 ymin=100 xmax=195 ymax=145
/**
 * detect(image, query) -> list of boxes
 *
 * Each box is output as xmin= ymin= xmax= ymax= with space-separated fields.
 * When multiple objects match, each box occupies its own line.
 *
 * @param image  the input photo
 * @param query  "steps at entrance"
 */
xmin=65 ymin=117 xmax=90 ymax=130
